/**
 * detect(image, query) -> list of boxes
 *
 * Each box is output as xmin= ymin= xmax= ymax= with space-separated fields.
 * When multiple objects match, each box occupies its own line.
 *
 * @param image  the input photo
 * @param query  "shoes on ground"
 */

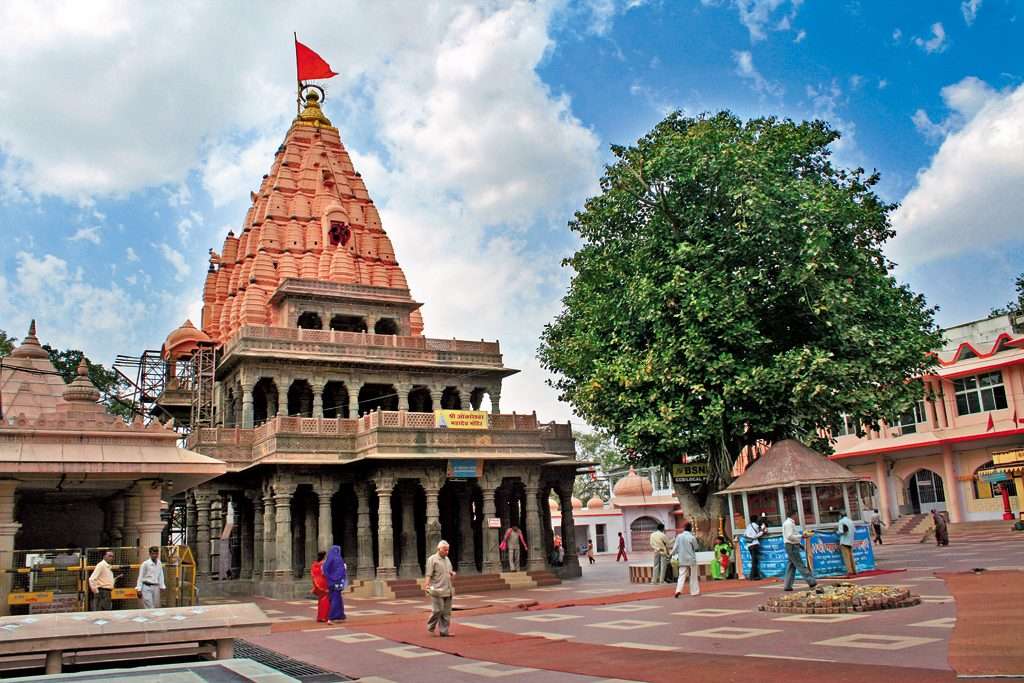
xmin=674 ymin=592 xmax=680 ymax=598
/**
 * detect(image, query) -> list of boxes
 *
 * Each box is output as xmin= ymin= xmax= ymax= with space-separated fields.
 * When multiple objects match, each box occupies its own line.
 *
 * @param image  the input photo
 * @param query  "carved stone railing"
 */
xmin=186 ymin=411 xmax=574 ymax=459
xmin=220 ymin=326 xmax=504 ymax=367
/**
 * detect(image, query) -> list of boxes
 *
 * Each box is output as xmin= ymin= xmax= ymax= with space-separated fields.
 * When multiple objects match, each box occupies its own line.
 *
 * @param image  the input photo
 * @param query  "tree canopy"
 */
xmin=990 ymin=271 xmax=1024 ymax=321
xmin=539 ymin=112 xmax=942 ymax=508
xmin=0 ymin=330 xmax=15 ymax=358
xmin=572 ymin=430 xmax=627 ymax=501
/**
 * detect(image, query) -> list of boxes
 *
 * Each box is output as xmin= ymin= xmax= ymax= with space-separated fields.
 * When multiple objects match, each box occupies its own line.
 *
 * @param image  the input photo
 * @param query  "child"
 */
xmin=711 ymin=535 xmax=731 ymax=580
xmin=586 ymin=539 xmax=596 ymax=565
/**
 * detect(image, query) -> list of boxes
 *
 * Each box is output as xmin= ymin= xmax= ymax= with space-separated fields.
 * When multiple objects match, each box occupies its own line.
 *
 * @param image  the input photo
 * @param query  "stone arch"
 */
xmin=252 ymin=377 xmax=278 ymax=425
xmin=297 ymin=311 xmax=323 ymax=330
xmin=287 ymin=379 xmax=314 ymax=417
xmin=330 ymin=314 xmax=366 ymax=333
xmin=358 ymin=383 xmax=398 ymax=414
xmin=374 ymin=317 xmax=399 ymax=335
xmin=408 ymin=386 xmax=433 ymax=412
xmin=323 ymin=381 xmax=349 ymax=419
xmin=905 ymin=468 xmax=946 ymax=514
xmin=469 ymin=388 xmax=486 ymax=411
xmin=441 ymin=387 xmax=462 ymax=410
xmin=629 ymin=515 xmax=660 ymax=551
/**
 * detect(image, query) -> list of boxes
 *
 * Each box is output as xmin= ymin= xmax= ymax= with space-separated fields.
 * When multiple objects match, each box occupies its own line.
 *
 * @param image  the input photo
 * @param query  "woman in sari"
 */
xmin=311 ymin=551 xmax=329 ymax=623
xmin=931 ymin=510 xmax=949 ymax=547
xmin=711 ymin=536 xmax=731 ymax=580
xmin=323 ymin=545 xmax=347 ymax=623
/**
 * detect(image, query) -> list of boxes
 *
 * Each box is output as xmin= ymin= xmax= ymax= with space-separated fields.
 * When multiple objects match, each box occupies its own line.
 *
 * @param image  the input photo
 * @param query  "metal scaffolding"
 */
xmin=190 ymin=342 xmax=216 ymax=431
xmin=112 ymin=350 xmax=167 ymax=424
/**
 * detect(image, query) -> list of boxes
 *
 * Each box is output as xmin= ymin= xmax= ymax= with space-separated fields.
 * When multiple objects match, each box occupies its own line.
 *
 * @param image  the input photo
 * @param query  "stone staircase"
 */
xmin=346 ymin=569 xmax=562 ymax=599
xmin=883 ymin=514 xmax=931 ymax=544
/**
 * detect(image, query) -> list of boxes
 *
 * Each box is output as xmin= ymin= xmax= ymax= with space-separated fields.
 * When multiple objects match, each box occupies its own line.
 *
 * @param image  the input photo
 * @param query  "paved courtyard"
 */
xmin=192 ymin=529 xmax=1024 ymax=682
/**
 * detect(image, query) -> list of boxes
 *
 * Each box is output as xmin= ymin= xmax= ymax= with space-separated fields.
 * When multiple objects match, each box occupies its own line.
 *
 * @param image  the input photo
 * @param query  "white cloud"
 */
xmin=0 ymin=252 xmax=149 ymax=360
xmin=911 ymin=76 xmax=997 ymax=141
xmin=176 ymin=217 xmax=193 ymax=243
xmin=155 ymin=242 xmax=190 ymax=281
xmin=890 ymin=79 xmax=1024 ymax=268
xmin=914 ymin=22 xmax=948 ymax=54
xmin=962 ymin=0 xmax=982 ymax=26
xmin=794 ymin=29 xmax=806 ymax=43
xmin=125 ymin=246 xmax=139 ymax=262
xmin=67 ymin=225 xmax=101 ymax=245
xmin=892 ymin=28 xmax=902 ymax=42
xmin=704 ymin=0 xmax=804 ymax=42
xmin=165 ymin=183 xmax=191 ymax=208
xmin=733 ymin=50 xmax=784 ymax=98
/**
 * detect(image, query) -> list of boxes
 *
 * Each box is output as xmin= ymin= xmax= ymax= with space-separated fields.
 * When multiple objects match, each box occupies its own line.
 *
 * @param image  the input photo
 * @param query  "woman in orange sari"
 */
xmin=311 ymin=551 xmax=329 ymax=623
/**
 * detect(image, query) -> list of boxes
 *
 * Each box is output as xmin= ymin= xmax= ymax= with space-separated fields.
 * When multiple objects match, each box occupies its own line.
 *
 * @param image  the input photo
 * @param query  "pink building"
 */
xmin=831 ymin=314 xmax=1024 ymax=524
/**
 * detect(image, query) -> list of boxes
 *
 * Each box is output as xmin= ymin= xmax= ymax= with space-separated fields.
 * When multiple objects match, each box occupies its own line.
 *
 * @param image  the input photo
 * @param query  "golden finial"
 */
xmin=296 ymin=89 xmax=333 ymax=128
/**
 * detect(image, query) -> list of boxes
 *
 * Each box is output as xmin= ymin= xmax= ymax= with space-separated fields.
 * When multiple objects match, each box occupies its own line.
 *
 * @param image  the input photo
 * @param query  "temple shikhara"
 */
xmin=153 ymin=89 xmax=580 ymax=597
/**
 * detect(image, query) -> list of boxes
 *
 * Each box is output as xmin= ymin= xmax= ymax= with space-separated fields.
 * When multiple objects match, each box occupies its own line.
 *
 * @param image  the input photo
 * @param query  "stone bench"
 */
xmin=629 ymin=552 xmax=717 ymax=583
xmin=0 ymin=603 xmax=270 ymax=675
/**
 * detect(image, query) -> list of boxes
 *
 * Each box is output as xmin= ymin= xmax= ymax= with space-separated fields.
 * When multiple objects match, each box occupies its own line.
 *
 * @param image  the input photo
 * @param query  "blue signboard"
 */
xmin=738 ymin=524 xmax=875 ymax=578
xmin=447 ymin=459 xmax=481 ymax=479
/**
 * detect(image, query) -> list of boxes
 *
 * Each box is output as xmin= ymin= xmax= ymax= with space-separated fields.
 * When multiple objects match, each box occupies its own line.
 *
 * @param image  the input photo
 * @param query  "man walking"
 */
xmin=425 ymin=540 xmax=456 ymax=637
xmin=88 ymin=550 xmax=117 ymax=611
xmin=650 ymin=523 xmax=670 ymax=584
xmin=615 ymin=532 xmax=628 ymax=562
xmin=782 ymin=511 xmax=817 ymax=591
xmin=870 ymin=509 xmax=885 ymax=545
xmin=135 ymin=546 xmax=166 ymax=609
xmin=672 ymin=522 xmax=700 ymax=597
xmin=837 ymin=511 xmax=856 ymax=576
xmin=745 ymin=514 xmax=766 ymax=580
xmin=500 ymin=525 xmax=528 ymax=571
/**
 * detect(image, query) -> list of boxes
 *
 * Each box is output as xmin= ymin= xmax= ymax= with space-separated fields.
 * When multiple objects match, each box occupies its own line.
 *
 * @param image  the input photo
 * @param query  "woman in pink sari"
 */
xmin=311 ymin=551 xmax=329 ymax=623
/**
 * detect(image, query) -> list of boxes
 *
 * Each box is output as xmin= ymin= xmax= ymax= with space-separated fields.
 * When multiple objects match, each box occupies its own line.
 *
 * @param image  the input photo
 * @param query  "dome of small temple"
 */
xmin=571 ymin=496 xmax=582 ymax=509
xmin=163 ymin=320 xmax=212 ymax=360
xmin=9 ymin=320 xmax=49 ymax=359
xmin=62 ymin=359 xmax=100 ymax=404
xmin=586 ymin=495 xmax=604 ymax=511
xmin=613 ymin=467 xmax=653 ymax=497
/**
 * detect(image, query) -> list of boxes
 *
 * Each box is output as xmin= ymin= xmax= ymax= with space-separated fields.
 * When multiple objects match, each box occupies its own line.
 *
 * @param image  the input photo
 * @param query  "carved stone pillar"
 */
xmin=250 ymin=492 xmax=264 ymax=577
xmin=240 ymin=494 xmax=254 ymax=579
xmin=194 ymin=491 xmax=213 ymax=577
xmin=356 ymin=482 xmax=374 ymax=579
xmin=274 ymin=482 xmax=294 ymax=578
xmin=0 ymin=481 xmax=21 ymax=616
xmin=481 ymin=483 xmax=501 ymax=573
xmin=396 ymin=383 xmax=412 ymax=412
xmin=304 ymin=502 xmax=317 ymax=576
xmin=348 ymin=381 xmax=363 ymax=418
xmin=262 ymin=487 xmax=276 ymax=577
xmin=524 ymin=484 xmax=545 ymax=571
xmin=489 ymin=385 xmax=501 ymax=414
xmin=398 ymin=485 xmax=419 ymax=577
xmin=458 ymin=488 xmax=478 ymax=573
xmin=374 ymin=476 xmax=397 ymax=579
xmin=429 ymin=388 xmax=444 ymax=412
xmin=110 ymin=496 xmax=125 ymax=547
xmin=559 ymin=488 xmax=581 ymax=574
xmin=241 ymin=383 xmax=255 ymax=429
xmin=315 ymin=481 xmax=335 ymax=553
xmin=277 ymin=378 xmax=289 ymax=417
xmin=312 ymin=379 xmax=325 ymax=419
xmin=424 ymin=486 xmax=442 ymax=556
xmin=343 ymin=494 xmax=358 ymax=571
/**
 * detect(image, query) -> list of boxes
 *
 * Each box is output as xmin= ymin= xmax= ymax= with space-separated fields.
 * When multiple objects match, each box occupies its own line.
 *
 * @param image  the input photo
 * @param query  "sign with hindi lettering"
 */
xmin=738 ymin=524 xmax=875 ymax=578
xmin=447 ymin=459 xmax=483 ymax=479
xmin=672 ymin=462 xmax=708 ymax=482
xmin=7 ymin=591 xmax=53 ymax=605
xmin=435 ymin=410 xmax=488 ymax=430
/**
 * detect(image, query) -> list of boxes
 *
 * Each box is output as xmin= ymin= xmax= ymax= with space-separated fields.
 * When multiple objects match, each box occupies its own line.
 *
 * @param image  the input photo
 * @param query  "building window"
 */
xmin=953 ymin=372 xmax=1008 ymax=415
xmin=895 ymin=400 xmax=927 ymax=434
xmin=595 ymin=523 xmax=607 ymax=553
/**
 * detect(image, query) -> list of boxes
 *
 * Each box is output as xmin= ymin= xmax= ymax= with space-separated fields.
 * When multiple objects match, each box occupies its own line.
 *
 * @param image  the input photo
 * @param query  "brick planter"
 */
xmin=760 ymin=583 xmax=922 ymax=614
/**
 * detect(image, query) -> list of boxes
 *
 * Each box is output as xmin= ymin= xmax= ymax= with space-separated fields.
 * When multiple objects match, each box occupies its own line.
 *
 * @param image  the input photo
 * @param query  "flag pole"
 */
xmin=294 ymin=32 xmax=302 ymax=115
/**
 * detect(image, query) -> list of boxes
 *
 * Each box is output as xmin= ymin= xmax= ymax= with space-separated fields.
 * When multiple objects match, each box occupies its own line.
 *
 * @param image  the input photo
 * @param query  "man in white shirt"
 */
xmin=837 ymin=511 xmax=856 ymax=576
xmin=744 ymin=514 xmax=767 ymax=580
xmin=88 ymin=550 xmax=117 ymax=611
xmin=782 ymin=512 xmax=817 ymax=591
xmin=135 ymin=546 xmax=166 ymax=609
xmin=649 ymin=523 xmax=670 ymax=584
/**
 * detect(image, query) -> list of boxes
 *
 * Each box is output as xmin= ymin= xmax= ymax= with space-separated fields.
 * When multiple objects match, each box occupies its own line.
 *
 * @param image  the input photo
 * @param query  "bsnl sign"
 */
xmin=672 ymin=462 xmax=708 ymax=483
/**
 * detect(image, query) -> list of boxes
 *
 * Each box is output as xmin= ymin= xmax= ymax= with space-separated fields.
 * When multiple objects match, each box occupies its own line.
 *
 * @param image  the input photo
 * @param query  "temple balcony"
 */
xmin=219 ymin=325 xmax=511 ymax=373
xmin=186 ymin=410 xmax=576 ymax=471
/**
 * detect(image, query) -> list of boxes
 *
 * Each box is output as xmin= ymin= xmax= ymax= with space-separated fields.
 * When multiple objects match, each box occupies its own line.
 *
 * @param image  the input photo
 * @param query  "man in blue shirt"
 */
xmin=671 ymin=522 xmax=700 ymax=597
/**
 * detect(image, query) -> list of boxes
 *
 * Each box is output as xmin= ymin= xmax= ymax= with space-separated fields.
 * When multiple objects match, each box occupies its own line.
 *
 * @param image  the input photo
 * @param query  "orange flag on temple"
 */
xmin=295 ymin=37 xmax=337 ymax=81
xmin=986 ymin=413 xmax=995 ymax=432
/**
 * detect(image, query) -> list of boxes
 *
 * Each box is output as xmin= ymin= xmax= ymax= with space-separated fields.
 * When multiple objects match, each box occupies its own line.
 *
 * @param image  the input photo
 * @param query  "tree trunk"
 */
xmin=672 ymin=483 xmax=726 ymax=549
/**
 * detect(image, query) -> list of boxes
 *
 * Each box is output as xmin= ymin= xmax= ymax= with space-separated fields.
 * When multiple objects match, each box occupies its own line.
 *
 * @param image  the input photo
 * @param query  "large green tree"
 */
xmin=42 ymin=345 xmax=134 ymax=419
xmin=0 ymin=330 xmax=15 ymax=358
xmin=990 ymin=271 xmax=1024 ymax=321
xmin=539 ymin=112 xmax=942 ymax=520
xmin=573 ymin=430 xmax=627 ymax=501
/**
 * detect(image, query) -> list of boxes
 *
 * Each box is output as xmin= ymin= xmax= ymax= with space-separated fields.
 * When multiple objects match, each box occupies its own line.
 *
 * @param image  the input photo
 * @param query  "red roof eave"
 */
xmin=830 ymin=426 xmax=1024 ymax=460
xmin=929 ymin=332 xmax=1024 ymax=367
xmin=923 ymin=355 xmax=1024 ymax=381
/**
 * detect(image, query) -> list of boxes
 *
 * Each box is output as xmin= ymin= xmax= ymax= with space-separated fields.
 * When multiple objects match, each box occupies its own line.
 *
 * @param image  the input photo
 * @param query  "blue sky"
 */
xmin=0 ymin=1 xmax=1022 ymax=423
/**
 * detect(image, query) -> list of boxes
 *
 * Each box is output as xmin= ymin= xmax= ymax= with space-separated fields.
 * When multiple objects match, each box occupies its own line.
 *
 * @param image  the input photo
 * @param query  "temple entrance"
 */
xmin=907 ymin=469 xmax=946 ymax=514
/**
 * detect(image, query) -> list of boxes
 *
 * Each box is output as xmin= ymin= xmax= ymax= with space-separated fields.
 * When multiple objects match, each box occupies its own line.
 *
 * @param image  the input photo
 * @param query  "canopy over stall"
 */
xmin=717 ymin=439 xmax=869 ymax=534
